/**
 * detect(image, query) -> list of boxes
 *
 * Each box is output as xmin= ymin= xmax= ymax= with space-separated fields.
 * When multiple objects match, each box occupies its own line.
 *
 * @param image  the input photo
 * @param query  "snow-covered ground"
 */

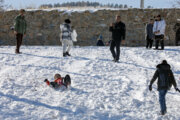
xmin=0 ymin=46 xmax=180 ymax=120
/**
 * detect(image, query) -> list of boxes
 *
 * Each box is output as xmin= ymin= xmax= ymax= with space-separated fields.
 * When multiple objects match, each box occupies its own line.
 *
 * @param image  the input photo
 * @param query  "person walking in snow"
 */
xmin=60 ymin=19 xmax=73 ymax=57
xmin=109 ymin=15 xmax=126 ymax=62
xmin=14 ymin=9 xmax=27 ymax=54
xmin=146 ymin=19 xmax=154 ymax=49
xmin=44 ymin=74 xmax=71 ymax=89
xmin=149 ymin=60 xmax=179 ymax=115
xmin=153 ymin=15 xmax=166 ymax=50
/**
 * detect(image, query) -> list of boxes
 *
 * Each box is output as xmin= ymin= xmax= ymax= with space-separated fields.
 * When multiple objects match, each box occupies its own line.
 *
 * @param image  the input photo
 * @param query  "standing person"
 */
xmin=153 ymin=15 xmax=166 ymax=50
xmin=146 ymin=19 xmax=154 ymax=49
xmin=109 ymin=15 xmax=126 ymax=62
xmin=173 ymin=19 xmax=180 ymax=46
xmin=149 ymin=60 xmax=179 ymax=115
xmin=14 ymin=9 xmax=27 ymax=54
xmin=60 ymin=19 xmax=73 ymax=57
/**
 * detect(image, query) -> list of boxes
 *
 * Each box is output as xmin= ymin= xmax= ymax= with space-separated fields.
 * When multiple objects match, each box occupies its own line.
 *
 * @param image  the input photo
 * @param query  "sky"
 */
xmin=4 ymin=0 xmax=178 ymax=9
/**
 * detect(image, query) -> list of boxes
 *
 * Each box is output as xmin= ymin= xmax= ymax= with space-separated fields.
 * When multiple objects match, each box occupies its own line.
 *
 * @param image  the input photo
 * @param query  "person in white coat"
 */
xmin=60 ymin=19 xmax=73 ymax=57
xmin=153 ymin=15 xmax=166 ymax=50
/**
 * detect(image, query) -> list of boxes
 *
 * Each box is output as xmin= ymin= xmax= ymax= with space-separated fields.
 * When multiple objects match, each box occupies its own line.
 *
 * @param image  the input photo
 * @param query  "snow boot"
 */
xmin=15 ymin=49 xmax=21 ymax=54
xmin=159 ymin=111 xmax=167 ymax=115
xmin=66 ymin=52 xmax=71 ymax=56
xmin=63 ymin=74 xmax=71 ymax=87
xmin=114 ymin=58 xmax=119 ymax=63
xmin=63 ymin=53 xmax=67 ymax=57
xmin=44 ymin=79 xmax=50 ymax=85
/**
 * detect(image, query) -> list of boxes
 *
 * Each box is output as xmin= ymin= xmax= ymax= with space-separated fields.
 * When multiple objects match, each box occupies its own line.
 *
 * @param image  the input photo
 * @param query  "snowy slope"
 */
xmin=0 ymin=46 xmax=180 ymax=120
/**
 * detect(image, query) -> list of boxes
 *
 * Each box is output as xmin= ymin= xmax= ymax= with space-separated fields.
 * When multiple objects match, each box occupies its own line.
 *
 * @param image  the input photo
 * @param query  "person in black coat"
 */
xmin=96 ymin=35 xmax=105 ymax=46
xmin=109 ymin=15 xmax=126 ymax=62
xmin=149 ymin=60 xmax=179 ymax=115
xmin=146 ymin=19 xmax=154 ymax=49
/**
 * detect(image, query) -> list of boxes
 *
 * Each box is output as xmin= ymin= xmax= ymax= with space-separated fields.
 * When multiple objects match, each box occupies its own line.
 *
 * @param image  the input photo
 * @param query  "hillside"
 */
xmin=0 ymin=46 xmax=180 ymax=120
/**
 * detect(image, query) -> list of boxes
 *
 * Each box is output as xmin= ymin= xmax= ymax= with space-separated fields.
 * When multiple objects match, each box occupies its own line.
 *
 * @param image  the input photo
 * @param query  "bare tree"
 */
xmin=124 ymin=4 xmax=128 ymax=8
xmin=0 ymin=0 xmax=4 ymax=10
xmin=173 ymin=0 xmax=180 ymax=7
xmin=39 ymin=1 xmax=128 ymax=9
xmin=177 ymin=0 xmax=180 ymax=5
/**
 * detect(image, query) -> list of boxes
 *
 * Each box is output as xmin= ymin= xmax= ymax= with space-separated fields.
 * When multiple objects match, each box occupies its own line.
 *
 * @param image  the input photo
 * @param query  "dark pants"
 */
xmin=110 ymin=40 xmax=121 ymax=61
xmin=155 ymin=35 xmax=164 ymax=50
xmin=50 ymin=82 xmax=60 ymax=88
xmin=175 ymin=33 xmax=180 ymax=46
xmin=158 ymin=90 xmax=167 ymax=113
xmin=146 ymin=35 xmax=153 ymax=48
xmin=16 ymin=33 xmax=23 ymax=53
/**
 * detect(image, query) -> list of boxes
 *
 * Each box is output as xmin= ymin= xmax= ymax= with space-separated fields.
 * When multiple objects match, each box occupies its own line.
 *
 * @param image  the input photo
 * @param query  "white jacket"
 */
xmin=60 ymin=23 xmax=72 ymax=41
xmin=153 ymin=19 xmax=166 ymax=36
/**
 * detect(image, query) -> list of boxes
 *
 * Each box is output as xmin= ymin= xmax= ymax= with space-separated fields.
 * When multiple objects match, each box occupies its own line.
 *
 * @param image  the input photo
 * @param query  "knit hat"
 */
xmin=65 ymin=19 xmax=71 ymax=24
xmin=162 ymin=60 xmax=167 ymax=64
xmin=54 ymin=74 xmax=61 ymax=79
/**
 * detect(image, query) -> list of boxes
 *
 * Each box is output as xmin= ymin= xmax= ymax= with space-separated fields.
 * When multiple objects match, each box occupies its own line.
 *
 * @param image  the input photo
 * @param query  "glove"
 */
xmin=44 ymin=79 xmax=48 ymax=82
xmin=149 ymin=85 xmax=152 ymax=91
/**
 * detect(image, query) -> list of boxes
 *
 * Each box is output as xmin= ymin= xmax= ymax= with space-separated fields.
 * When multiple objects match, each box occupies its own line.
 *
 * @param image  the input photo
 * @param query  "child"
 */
xmin=96 ymin=34 xmax=105 ymax=46
xmin=44 ymin=74 xmax=71 ymax=89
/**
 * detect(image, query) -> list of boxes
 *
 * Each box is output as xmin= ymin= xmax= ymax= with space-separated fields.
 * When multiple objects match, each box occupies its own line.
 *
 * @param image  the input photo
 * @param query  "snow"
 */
xmin=0 ymin=46 xmax=180 ymax=120
xmin=6 ymin=7 xmax=129 ymax=14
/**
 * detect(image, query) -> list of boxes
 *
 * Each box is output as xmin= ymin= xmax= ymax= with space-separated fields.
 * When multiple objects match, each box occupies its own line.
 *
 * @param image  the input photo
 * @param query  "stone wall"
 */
xmin=0 ymin=9 xmax=180 ymax=46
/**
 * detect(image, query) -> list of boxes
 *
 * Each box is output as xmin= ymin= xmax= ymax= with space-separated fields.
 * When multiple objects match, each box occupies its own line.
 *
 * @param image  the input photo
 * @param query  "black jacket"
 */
xmin=109 ymin=21 xmax=126 ymax=41
xmin=150 ymin=63 xmax=177 ymax=90
xmin=96 ymin=40 xmax=105 ymax=46
xmin=146 ymin=24 xmax=154 ymax=39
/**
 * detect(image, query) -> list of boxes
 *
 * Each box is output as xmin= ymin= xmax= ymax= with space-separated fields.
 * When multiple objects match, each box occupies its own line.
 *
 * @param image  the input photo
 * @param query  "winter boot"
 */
xmin=63 ymin=53 xmax=67 ymax=57
xmin=114 ymin=58 xmax=119 ymax=63
xmin=66 ymin=52 xmax=71 ymax=56
xmin=64 ymin=74 xmax=71 ymax=86
xmin=44 ymin=79 xmax=50 ymax=85
xmin=160 ymin=111 xmax=167 ymax=115
xmin=15 ymin=49 xmax=20 ymax=54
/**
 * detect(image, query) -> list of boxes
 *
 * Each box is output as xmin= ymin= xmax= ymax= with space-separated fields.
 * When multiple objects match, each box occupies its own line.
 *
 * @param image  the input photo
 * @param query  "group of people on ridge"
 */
xmin=13 ymin=9 xmax=179 ymax=116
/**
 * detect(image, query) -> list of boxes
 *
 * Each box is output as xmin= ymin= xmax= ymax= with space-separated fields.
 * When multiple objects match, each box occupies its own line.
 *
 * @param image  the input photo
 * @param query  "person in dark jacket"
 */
xmin=146 ymin=19 xmax=154 ymax=49
xmin=149 ymin=60 xmax=179 ymax=115
xmin=96 ymin=35 xmax=105 ymax=46
xmin=173 ymin=19 xmax=180 ymax=46
xmin=14 ymin=9 xmax=27 ymax=54
xmin=109 ymin=15 xmax=126 ymax=62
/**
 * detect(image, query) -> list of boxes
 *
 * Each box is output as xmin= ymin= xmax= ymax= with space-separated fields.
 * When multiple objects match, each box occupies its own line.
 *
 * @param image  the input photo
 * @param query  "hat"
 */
xmin=20 ymin=9 xmax=25 ymax=13
xmin=65 ymin=19 xmax=71 ymax=24
xmin=54 ymin=74 xmax=61 ymax=79
xmin=162 ymin=60 xmax=167 ymax=64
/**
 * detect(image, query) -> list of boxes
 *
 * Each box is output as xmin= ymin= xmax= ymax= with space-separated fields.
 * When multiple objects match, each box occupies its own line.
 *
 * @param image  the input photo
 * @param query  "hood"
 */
xmin=157 ymin=63 xmax=171 ymax=70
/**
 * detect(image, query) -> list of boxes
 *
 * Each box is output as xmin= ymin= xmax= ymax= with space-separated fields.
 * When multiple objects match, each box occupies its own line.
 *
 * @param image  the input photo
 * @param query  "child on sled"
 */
xmin=44 ymin=74 xmax=71 ymax=89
